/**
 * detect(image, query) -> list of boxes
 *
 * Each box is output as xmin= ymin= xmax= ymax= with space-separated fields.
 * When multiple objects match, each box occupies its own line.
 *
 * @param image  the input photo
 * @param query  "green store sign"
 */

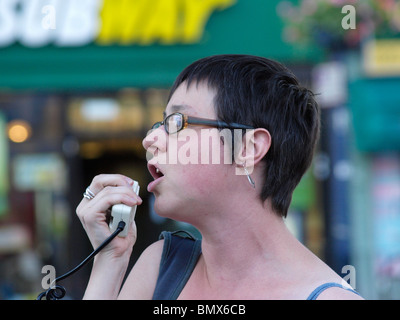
xmin=0 ymin=0 xmax=319 ymax=90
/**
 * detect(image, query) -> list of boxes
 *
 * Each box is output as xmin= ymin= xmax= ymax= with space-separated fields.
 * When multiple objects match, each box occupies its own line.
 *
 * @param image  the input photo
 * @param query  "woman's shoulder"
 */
xmin=117 ymin=239 xmax=165 ymax=299
xmin=287 ymin=247 xmax=362 ymax=300
xmin=302 ymin=259 xmax=362 ymax=300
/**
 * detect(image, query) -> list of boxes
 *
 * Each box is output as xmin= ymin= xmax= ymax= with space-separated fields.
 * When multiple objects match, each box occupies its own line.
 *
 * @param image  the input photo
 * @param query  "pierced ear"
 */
xmin=235 ymin=128 xmax=271 ymax=174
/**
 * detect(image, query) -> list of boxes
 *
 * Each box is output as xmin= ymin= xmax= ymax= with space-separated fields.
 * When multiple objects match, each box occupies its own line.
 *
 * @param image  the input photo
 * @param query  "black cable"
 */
xmin=36 ymin=221 xmax=126 ymax=300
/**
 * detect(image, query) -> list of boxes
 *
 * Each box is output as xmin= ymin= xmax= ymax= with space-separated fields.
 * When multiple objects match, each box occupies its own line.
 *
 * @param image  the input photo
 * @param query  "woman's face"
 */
xmin=143 ymin=81 xmax=234 ymax=223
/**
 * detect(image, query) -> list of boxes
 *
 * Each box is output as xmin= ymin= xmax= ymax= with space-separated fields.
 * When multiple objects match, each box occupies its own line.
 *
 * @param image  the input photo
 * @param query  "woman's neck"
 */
xmin=195 ymin=199 xmax=300 ymax=285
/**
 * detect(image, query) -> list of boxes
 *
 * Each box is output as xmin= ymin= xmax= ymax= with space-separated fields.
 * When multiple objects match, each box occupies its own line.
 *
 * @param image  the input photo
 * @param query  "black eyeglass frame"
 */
xmin=151 ymin=112 xmax=254 ymax=134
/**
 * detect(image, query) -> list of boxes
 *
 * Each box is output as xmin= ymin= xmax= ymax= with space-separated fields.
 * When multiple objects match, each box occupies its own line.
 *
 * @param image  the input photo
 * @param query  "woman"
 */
xmin=76 ymin=55 xmax=362 ymax=300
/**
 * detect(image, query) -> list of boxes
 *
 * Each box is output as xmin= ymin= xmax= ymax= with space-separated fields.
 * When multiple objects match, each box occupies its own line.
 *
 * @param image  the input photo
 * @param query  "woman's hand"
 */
xmin=76 ymin=174 xmax=142 ymax=259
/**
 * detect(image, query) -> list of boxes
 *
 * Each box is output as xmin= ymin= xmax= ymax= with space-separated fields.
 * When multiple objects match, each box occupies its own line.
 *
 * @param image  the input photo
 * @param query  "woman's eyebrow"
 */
xmin=163 ymin=104 xmax=193 ymax=118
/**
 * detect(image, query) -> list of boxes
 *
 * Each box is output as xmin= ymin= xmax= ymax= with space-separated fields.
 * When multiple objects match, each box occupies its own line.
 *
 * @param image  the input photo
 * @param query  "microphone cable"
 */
xmin=36 ymin=221 xmax=126 ymax=300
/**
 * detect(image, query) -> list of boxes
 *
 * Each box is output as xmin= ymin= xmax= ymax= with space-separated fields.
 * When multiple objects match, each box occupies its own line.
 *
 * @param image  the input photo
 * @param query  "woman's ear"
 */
xmin=235 ymin=128 xmax=271 ymax=174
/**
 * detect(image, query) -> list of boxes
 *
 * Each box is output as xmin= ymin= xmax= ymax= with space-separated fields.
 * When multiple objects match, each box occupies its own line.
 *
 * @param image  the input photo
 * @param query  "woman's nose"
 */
xmin=142 ymin=126 xmax=167 ymax=156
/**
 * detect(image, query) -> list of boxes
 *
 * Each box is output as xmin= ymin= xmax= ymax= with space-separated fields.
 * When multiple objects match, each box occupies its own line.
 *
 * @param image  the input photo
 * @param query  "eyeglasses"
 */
xmin=151 ymin=112 xmax=254 ymax=134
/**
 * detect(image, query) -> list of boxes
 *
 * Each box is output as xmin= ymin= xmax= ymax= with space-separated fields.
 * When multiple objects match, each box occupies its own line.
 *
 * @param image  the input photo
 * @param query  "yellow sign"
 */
xmin=98 ymin=0 xmax=236 ymax=45
xmin=363 ymin=39 xmax=400 ymax=77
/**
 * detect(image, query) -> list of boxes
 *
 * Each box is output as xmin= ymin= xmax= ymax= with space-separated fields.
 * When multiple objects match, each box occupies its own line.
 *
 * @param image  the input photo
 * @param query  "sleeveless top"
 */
xmin=152 ymin=231 xmax=360 ymax=300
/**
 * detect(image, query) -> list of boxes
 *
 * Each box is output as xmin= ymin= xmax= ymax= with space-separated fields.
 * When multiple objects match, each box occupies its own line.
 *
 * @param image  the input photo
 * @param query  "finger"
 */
xmin=96 ymin=185 xmax=142 ymax=207
xmin=85 ymin=186 xmax=142 ymax=216
xmin=88 ymin=174 xmax=134 ymax=197
xmin=77 ymin=185 xmax=138 ymax=221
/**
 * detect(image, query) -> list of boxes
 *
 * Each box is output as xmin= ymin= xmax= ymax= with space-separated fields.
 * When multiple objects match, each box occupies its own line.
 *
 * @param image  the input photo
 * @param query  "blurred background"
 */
xmin=0 ymin=0 xmax=399 ymax=300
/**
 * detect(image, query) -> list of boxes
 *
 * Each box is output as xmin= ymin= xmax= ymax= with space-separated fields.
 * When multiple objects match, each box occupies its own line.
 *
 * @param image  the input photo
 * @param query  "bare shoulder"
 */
xmin=297 ymin=255 xmax=363 ymax=300
xmin=137 ymin=239 xmax=165 ymax=263
xmin=315 ymin=286 xmax=364 ymax=300
xmin=117 ymin=239 xmax=164 ymax=300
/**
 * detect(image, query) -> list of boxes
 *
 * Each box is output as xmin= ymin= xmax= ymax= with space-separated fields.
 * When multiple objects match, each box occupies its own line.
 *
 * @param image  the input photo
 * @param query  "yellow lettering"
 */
xmin=140 ymin=0 xmax=179 ymax=45
xmin=97 ymin=0 xmax=149 ymax=45
xmin=181 ymin=0 xmax=236 ymax=43
xmin=97 ymin=0 xmax=236 ymax=45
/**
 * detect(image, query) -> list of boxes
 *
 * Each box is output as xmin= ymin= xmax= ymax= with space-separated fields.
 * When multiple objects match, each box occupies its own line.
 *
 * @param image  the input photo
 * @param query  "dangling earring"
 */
xmin=243 ymin=165 xmax=256 ymax=189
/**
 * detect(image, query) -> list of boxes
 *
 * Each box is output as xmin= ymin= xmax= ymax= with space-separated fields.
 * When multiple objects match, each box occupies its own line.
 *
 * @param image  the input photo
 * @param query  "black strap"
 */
xmin=152 ymin=231 xmax=202 ymax=300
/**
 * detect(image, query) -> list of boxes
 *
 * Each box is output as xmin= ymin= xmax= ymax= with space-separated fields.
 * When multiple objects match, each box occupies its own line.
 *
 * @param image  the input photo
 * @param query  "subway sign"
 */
xmin=0 ymin=0 xmax=236 ymax=47
xmin=0 ymin=1 xmax=319 ymax=89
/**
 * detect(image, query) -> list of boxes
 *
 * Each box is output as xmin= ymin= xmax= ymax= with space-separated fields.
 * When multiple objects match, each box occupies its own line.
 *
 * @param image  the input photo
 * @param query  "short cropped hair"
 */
xmin=169 ymin=54 xmax=320 ymax=217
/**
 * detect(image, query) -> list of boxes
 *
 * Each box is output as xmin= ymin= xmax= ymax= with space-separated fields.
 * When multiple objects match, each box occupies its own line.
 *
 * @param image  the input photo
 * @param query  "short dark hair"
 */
xmin=169 ymin=54 xmax=320 ymax=217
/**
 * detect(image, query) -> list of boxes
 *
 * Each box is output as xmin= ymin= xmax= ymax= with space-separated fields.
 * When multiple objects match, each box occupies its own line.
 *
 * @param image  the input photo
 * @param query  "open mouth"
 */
xmin=147 ymin=163 xmax=164 ymax=192
xmin=148 ymin=163 xmax=164 ymax=180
